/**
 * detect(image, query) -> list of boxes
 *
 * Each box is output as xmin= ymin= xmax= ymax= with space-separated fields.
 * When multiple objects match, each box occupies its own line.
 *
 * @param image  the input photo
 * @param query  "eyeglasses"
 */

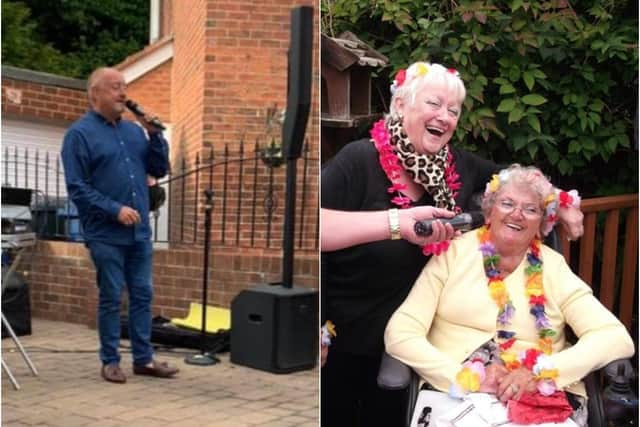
xmin=495 ymin=198 xmax=542 ymax=219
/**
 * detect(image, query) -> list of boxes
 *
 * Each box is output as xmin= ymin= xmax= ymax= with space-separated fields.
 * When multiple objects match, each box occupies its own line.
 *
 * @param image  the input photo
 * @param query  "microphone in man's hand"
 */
xmin=414 ymin=212 xmax=485 ymax=236
xmin=125 ymin=100 xmax=166 ymax=131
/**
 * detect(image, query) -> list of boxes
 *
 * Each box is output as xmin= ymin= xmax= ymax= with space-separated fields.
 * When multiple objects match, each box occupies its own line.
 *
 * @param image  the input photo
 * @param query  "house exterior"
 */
xmin=1 ymin=0 xmax=319 ymax=327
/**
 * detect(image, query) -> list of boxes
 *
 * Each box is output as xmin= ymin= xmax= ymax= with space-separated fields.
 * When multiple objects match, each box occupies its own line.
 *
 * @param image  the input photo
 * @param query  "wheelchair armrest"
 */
xmin=377 ymin=351 xmax=412 ymax=390
xmin=378 ymin=351 xmax=421 ymax=427
xmin=584 ymin=358 xmax=636 ymax=427
xmin=603 ymin=358 xmax=635 ymax=381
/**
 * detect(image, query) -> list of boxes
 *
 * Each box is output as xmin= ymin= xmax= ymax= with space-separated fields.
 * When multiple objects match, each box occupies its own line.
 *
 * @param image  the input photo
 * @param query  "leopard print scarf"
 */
xmin=386 ymin=116 xmax=457 ymax=210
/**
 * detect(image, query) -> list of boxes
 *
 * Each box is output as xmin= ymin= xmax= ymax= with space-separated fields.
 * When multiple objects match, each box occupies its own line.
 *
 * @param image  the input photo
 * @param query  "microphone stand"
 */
xmin=185 ymin=189 xmax=219 ymax=366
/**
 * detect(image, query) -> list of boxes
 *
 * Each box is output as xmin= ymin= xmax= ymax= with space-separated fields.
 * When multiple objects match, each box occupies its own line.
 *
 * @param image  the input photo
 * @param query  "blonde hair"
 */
xmin=388 ymin=62 xmax=466 ymax=117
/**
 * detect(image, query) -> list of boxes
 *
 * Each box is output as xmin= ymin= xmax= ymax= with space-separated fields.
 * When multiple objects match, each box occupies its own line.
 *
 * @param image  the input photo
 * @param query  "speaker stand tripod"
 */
xmin=185 ymin=189 xmax=219 ymax=366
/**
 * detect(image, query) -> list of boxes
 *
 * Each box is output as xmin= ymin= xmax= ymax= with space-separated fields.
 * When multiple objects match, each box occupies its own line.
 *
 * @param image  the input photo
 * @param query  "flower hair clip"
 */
xmin=390 ymin=69 xmax=407 ymax=95
xmin=447 ymin=68 xmax=460 ymax=78
xmin=390 ymin=62 xmax=430 ymax=95
xmin=558 ymin=189 xmax=581 ymax=209
xmin=484 ymin=169 xmax=511 ymax=197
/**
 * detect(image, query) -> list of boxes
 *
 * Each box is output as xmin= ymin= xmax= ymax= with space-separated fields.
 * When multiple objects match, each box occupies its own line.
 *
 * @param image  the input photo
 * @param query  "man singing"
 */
xmin=62 ymin=67 xmax=177 ymax=383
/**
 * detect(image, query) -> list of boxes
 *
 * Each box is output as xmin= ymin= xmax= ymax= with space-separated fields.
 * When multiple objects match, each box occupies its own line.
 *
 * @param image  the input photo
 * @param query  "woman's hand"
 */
xmin=496 ymin=367 xmax=537 ymax=402
xmin=557 ymin=205 xmax=584 ymax=241
xmin=479 ymin=363 xmax=509 ymax=394
xmin=398 ymin=206 xmax=456 ymax=246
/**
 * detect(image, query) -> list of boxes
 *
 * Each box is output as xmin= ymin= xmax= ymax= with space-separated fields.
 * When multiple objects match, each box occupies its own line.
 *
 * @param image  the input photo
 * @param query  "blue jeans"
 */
xmin=87 ymin=240 xmax=154 ymax=366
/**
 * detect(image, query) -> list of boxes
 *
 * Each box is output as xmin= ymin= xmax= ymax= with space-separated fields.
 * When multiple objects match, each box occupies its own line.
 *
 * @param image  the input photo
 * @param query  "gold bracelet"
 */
xmin=388 ymin=208 xmax=401 ymax=240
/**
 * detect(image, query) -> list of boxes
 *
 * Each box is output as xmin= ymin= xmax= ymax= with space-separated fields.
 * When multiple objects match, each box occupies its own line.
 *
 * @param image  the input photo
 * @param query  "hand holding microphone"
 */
xmin=125 ymin=99 xmax=166 ymax=131
xmin=398 ymin=206 xmax=457 ymax=245
xmin=413 ymin=211 xmax=485 ymax=236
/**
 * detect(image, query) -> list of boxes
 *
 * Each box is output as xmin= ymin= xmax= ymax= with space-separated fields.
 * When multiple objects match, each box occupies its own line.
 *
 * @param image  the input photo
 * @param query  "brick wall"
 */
xmin=166 ymin=0 xmax=319 ymax=252
xmin=202 ymin=0 xmax=319 ymax=152
xmin=22 ymin=240 xmax=318 ymax=328
xmin=171 ymin=0 xmax=207 ymax=160
xmin=198 ymin=0 xmax=320 ymax=252
xmin=160 ymin=0 xmax=174 ymax=38
xmin=124 ymin=60 xmax=173 ymax=124
xmin=1 ymin=74 xmax=87 ymax=124
xmin=20 ymin=242 xmax=95 ymax=325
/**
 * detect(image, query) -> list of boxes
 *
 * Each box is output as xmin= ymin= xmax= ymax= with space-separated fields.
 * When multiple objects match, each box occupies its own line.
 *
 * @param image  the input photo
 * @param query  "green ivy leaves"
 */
xmin=323 ymin=0 xmax=638 ymax=193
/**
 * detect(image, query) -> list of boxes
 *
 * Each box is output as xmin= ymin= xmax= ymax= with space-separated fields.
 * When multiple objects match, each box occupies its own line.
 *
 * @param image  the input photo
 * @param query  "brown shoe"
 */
xmin=133 ymin=360 xmax=179 ymax=378
xmin=101 ymin=363 xmax=127 ymax=383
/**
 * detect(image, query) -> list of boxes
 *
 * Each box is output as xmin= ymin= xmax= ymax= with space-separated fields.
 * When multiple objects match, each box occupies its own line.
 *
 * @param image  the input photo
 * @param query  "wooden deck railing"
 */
xmin=557 ymin=194 xmax=638 ymax=330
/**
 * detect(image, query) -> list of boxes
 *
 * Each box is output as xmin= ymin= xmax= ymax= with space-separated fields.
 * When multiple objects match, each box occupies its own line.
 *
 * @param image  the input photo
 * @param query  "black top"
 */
xmin=321 ymin=138 xmax=499 ymax=356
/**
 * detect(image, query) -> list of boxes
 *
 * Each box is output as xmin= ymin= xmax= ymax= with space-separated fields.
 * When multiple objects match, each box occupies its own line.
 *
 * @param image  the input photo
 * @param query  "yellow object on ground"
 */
xmin=171 ymin=303 xmax=231 ymax=333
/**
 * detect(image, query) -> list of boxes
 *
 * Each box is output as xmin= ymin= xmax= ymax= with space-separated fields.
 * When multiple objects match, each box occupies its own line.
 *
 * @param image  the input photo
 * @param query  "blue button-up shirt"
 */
xmin=61 ymin=110 xmax=169 ymax=244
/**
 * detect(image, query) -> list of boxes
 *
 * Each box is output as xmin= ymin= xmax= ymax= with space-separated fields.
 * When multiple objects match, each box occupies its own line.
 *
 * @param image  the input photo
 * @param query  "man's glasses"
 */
xmin=495 ymin=198 xmax=542 ymax=219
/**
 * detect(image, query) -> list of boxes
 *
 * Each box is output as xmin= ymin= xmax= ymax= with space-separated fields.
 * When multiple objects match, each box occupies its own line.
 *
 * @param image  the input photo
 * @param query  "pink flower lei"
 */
xmin=370 ymin=118 xmax=461 ymax=256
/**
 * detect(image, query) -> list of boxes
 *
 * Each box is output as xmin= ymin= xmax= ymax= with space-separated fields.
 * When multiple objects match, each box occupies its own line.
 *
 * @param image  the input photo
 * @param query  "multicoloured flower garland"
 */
xmin=454 ymin=169 xmax=582 ymax=396
xmin=321 ymin=320 xmax=337 ymax=347
xmin=475 ymin=225 xmax=558 ymax=395
xmin=370 ymin=118 xmax=461 ymax=255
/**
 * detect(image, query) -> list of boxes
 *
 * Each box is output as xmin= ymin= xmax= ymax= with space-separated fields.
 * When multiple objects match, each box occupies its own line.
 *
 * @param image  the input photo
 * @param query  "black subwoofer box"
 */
xmin=230 ymin=284 xmax=318 ymax=373
xmin=1 ymin=270 xmax=32 ymax=338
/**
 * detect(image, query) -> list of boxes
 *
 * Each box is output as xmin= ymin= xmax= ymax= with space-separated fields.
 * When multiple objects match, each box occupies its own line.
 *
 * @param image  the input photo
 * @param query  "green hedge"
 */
xmin=322 ymin=0 xmax=638 ymax=196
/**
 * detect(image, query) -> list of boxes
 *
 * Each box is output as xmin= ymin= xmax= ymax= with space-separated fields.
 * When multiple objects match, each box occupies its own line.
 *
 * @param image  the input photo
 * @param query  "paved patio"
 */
xmin=2 ymin=318 xmax=318 ymax=426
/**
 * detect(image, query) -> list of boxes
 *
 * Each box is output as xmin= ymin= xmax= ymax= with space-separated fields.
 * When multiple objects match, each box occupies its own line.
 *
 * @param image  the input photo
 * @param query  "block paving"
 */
xmin=2 ymin=319 xmax=318 ymax=426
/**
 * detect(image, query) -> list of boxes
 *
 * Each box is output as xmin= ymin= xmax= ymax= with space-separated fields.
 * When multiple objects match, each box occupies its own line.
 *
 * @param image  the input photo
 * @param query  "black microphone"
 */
xmin=414 ymin=212 xmax=485 ymax=236
xmin=125 ymin=100 xmax=166 ymax=131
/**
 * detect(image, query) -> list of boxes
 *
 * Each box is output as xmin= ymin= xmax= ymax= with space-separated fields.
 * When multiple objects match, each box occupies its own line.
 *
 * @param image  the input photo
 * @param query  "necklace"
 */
xmin=477 ymin=226 xmax=556 ymax=369
xmin=370 ymin=118 xmax=460 ymax=255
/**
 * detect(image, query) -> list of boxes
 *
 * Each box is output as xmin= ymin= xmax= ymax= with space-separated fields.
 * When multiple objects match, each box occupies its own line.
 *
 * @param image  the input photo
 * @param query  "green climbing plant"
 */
xmin=322 ymin=0 xmax=638 ymax=195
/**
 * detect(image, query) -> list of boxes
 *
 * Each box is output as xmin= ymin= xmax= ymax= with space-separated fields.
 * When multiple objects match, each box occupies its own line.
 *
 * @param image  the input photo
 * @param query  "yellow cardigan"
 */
xmin=384 ymin=230 xmax=635 ymax=396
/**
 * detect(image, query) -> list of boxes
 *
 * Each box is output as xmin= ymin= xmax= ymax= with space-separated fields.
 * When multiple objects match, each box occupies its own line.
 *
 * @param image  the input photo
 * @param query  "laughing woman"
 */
xmin=384 ymin=165 xmax=634 ymax=426
xmin=321 ymin=62 xmax=585 ymax=426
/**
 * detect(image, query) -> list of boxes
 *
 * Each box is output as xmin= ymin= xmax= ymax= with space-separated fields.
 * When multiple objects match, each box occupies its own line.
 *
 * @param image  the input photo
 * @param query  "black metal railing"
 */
xmin=1 ymin=140 xmax=319 ymax=250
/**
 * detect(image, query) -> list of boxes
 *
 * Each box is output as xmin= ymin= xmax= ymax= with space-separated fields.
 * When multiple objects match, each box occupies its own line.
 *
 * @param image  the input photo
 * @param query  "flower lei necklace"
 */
xmin=476 ymin=225 xmax=559 ymax=394
xmin=370 ymin=118 xmax=461 ymax=256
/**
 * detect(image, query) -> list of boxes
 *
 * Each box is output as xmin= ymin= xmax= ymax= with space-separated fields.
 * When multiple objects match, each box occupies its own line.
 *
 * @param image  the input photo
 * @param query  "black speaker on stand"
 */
xmin=230 ymin=5 xmax=318 ymax=373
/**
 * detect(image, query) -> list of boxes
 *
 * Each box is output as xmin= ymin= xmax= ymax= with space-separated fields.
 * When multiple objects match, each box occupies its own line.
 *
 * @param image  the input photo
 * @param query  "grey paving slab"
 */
xmin=2 ymin=318 xmax=319 ymax=426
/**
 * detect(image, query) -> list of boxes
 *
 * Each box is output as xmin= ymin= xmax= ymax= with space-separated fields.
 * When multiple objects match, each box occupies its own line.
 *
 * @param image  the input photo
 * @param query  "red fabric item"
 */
xmin=521 ymin=349 xmax=542 ymax=370
xmin=507 ymin=391 xmax=573 ymax=424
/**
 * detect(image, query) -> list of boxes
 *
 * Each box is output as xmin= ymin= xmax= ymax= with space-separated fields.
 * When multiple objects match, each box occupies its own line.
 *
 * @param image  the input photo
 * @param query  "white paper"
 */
xmin=411 ymin=391 xmax=579 ymax=427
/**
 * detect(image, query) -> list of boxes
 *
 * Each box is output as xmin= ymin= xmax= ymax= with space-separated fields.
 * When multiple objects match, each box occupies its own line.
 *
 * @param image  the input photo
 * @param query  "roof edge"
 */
xmin=117 ymin=35 xmax=174 ymax=84
xmin=2 ymin=66 xmax=86 ymax=90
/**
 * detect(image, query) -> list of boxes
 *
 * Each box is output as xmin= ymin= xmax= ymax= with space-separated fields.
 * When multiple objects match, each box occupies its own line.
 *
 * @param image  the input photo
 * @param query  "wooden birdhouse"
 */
xmin=321 ymin=31 xmax=388 ymax=160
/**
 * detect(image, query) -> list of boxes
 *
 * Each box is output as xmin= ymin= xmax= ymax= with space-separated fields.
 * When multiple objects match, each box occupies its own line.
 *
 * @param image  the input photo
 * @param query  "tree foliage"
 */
xmin=2 ymin=0 xmax=149 ymax=79
xmin=322 ymin=0 xmax=638 ymax=195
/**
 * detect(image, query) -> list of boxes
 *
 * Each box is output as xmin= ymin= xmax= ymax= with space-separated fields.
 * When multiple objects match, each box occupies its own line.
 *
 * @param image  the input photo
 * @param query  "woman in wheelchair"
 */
xmin=384 ymin=164 xmax=634 ymax=426
xmin=322 ymin=62 xmax=585 ymax=426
